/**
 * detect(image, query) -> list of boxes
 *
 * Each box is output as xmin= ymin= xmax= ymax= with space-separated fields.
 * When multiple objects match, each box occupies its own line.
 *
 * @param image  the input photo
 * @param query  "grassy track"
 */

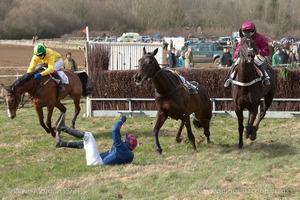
xmin=0 ymin=100 xmax=299 ymax=199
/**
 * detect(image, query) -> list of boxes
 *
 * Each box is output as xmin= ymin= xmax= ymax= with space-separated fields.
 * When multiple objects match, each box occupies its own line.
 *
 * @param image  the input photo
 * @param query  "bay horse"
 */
xmin=133 ymin=47 xmax=212 ymax=154
xmin=2 ymin=68 xmax=90 ymax=138
xmin=231 ymin=37 xmax=276 ymax=148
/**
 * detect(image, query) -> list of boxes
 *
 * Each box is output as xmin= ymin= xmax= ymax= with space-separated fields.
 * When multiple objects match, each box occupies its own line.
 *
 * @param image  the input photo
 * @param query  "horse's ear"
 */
xmin=152 ymin=48 xmax=158 ymax=56
xmin=239 ymin=28 xmax=244 ymax=38
xmin=143 ymin=47 xmax=147 ymax=55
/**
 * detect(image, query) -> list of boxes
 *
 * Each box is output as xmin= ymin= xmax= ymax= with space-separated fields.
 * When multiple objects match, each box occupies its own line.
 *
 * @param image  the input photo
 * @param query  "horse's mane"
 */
xmin=13 ymin=72 xmax=34 ymax=88
xmin=239 ymin=37 xmax=257 ymax=59
xmin=240 ymin=38 xmax=249 ymax=58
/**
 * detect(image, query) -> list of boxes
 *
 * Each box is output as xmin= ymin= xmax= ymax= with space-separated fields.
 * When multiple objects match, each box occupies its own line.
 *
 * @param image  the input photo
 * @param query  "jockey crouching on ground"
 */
xmin=27 ymin=43 xmax=65 ymax=92
xmin=224 ymin=21 xmax=271 ymax=87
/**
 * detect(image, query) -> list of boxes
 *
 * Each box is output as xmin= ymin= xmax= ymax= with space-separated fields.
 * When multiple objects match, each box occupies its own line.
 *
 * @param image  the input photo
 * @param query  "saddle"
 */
xmin=166 ymin=69 xmax=198 ymax=94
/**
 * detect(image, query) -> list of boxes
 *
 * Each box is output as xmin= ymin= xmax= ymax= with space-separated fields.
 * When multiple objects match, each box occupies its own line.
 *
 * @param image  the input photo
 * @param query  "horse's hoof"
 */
xmin=238 ymin=143 xmax=243 ymax=149
xmin=250 ymin=133 xmax=257 ymax=141
xmin=156 ymin=148 xmax=163 ymax=155
xmin=207 ymin=140 xmax=214 ymax=144
xmin=176 ymin=137 xmax=182 ymax=143
xmin=245 ymin=133 xmax=250 ymax=139
xmin=51 ymin=133 xmax=56 ymax=138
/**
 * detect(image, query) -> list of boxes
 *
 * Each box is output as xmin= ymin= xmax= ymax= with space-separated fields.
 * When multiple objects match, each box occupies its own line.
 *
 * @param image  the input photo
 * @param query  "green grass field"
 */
xmin=0 ymin=99 xmax=299 ymax=199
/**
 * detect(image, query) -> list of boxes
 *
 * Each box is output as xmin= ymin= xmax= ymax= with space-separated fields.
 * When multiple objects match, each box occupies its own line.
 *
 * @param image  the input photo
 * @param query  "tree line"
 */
xmin=1 ymin=0 xmax=300 ymax=39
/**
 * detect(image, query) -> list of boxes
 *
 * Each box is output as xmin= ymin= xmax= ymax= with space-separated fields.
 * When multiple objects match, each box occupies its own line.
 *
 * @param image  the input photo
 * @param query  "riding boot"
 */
xmin=52 ymin=72 xmax=65 ymax=92
xmin=56 ymin=140 xmax=84 ymax=148
xmin=257 ymin=64 xmax=270 ymax=86
xmin=62 ymin=127 xmax=85 ymax=139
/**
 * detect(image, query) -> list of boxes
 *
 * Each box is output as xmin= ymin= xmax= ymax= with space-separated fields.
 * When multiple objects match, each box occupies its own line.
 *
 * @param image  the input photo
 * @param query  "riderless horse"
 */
xmin=134 ymin=47 xmax=212 ymax=154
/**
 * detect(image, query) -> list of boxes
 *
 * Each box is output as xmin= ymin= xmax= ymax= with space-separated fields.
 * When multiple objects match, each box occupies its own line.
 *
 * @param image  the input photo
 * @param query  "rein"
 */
xmin=32 ymin=76 xmax=52 ymax=97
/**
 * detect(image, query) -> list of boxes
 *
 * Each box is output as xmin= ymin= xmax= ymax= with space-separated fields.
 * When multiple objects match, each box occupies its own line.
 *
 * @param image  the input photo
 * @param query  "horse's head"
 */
xmin=240 ymin=37 xmax=258 ymax=63
xmin=2 ymin=84 xmax=21 ymax=119
xmin=133 ymin=47 xmax=160 ymax=86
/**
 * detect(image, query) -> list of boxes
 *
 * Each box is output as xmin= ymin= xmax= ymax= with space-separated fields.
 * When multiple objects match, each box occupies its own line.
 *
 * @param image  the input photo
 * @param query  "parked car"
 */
xmin=142 ymin=35 xmax=152 ymax=43
xmin=279 ymin=36 xmax=300 ymax=43
xmin=93 ymin=36 xmax=105 ymax=42
xmin=107 ymin=36 xmax=117 ymax=42
xmin=117 ymin=32 xmax=141 ymax=42
xmin=217 ymin=36 xmax=233 ymax=45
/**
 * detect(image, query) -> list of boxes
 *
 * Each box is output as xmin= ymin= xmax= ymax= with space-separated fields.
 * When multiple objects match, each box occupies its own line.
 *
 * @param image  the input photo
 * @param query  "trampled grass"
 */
xmin=0 ymin=100 xmax=299 ymax=199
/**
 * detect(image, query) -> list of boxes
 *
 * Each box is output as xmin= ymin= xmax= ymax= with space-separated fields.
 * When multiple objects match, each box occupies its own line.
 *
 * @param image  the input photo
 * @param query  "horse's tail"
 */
xmin=76 ymin=72 xmax=94 ymax=97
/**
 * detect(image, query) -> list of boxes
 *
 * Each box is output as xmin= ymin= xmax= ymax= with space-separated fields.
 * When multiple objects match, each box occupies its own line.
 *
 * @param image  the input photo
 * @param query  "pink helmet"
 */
xmin=242 ymin=21 xmax=256 ymax=32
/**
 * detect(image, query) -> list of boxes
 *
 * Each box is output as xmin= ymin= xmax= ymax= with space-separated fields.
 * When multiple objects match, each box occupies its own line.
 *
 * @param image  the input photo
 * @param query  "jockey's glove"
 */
xmin=34 ymin=73 xmax=42 ymax=80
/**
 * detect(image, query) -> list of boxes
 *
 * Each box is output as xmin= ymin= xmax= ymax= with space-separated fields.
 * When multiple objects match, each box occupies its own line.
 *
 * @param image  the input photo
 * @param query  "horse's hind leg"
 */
xmin=153 ymin=113 xmax=168 ymax=155
xmin=176 ymin=120 xmax=184 ymax=143
xmin=70 ymin=97 xmax=81 ymax=129
xmin=255 ymin=95 xmax=273 ymax=130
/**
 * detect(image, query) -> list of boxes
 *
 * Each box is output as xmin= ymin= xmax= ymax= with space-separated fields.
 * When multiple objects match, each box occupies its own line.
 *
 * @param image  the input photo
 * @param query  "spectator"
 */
xmin=175 ymin=49 xmax=180 ymax=67
xmin=166 ymin=48 xmax=176 ymax=68
xmin=219 ymin=46 xmax=233 ymax=67
xmin=63 ymin=52 xmax=78 ymax=72
xmin=297 ymin=44 xmax=300 ymax=64
xmin=56 ymin=116 xmax=137 ymax=166
xmin=232 ymin=39 xmax=238 ymax=52
xmin=280 ymin=48 xmax=289 ymax=64
xmin=163 ymin=40 xmax=169 ymax=50
xmin=272 ymin=48 xmax=282 ymax=66
xmin=177 ymin=52 xmax=185 ymax=68
xmin=288 ymin=50 xmax=297 ymax=64
xmin=185 ymin=46 xmax=193 ymax=68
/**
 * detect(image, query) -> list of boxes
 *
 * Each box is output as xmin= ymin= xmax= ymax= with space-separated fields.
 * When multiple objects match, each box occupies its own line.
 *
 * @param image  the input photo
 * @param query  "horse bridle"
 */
xmin=6 ymin=90 xmax=21 ymax=111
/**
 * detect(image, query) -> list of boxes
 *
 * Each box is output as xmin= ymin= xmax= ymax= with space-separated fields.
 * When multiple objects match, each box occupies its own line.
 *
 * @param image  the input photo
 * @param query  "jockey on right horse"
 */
xmin=224 ymin=21 xmax=271 ymax=87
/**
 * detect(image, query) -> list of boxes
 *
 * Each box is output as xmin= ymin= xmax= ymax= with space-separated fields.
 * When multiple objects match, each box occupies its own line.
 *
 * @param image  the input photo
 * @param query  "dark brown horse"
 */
xmin=2 ymin=69 xmax=90 ymax=138
xmin=231 ymin=37 xmax=276 ymax=148
xmin=133 ymin=47 xmax=212 ymax=154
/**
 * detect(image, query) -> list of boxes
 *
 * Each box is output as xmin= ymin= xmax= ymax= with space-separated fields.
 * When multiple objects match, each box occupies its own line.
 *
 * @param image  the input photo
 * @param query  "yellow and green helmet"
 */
xmin=33 ymin=44 xmax=46 ymax=56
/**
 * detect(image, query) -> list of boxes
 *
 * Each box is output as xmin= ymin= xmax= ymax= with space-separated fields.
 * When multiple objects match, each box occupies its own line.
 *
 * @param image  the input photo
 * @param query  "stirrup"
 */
xmin=224 ymin=79 xmax=232 ymax=87
xmin=263 ymin=79 xmax=270 ymax=86
xmin=58 ymin=85 xmax=65 ymax=92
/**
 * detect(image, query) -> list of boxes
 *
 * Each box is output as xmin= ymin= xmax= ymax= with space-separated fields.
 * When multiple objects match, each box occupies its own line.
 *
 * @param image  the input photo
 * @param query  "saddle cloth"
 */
xmin=166 ymin=69 xmax=198 ymax=94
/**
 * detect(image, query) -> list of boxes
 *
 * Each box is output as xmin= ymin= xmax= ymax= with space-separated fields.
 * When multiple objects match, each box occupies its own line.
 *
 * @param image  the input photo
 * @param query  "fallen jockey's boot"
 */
xmin=62 ymin=127 xmax=85 ymax=139
xmin=51 ymin=72 xmax=65 ymax=92
xmin=56 ymin=140 xmax=83 ymax=148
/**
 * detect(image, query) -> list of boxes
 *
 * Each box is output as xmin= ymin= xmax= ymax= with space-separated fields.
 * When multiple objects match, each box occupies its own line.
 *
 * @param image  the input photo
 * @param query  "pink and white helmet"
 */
xmin=242 ymin=21 xmax=256 ymax=32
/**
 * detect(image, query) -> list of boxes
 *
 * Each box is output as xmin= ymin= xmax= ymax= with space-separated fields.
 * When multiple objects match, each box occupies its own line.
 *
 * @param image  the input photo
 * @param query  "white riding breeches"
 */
xmin=254 ymin=55 xmax=265 ymax=66
xmin=83 ymin=132 xmax=104 ymax=166
xmin=35 ymin=58 xmax=63 ymax=71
